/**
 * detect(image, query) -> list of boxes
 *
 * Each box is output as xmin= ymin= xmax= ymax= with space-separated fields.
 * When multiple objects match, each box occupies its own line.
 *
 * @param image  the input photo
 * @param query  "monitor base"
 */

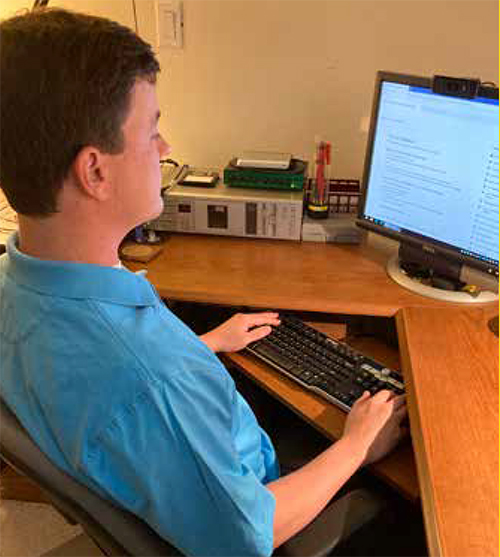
xmin=387 ymin=255 xmax=499 ymax=304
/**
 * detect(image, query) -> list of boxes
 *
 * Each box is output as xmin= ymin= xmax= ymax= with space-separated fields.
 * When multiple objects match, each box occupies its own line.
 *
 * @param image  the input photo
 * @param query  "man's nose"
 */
xmin=159 ymin=135 xmax=172 ymax=159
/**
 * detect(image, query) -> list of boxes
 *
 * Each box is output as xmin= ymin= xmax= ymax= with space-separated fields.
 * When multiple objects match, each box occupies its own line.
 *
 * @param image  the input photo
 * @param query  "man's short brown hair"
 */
xmin=0 ymin=8 xmax=160 ymax=216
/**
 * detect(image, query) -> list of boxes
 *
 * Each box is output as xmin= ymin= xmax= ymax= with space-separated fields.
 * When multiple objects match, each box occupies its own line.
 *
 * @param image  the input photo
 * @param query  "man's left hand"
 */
xmin=200 ymin=312 xmax=280 ymax=353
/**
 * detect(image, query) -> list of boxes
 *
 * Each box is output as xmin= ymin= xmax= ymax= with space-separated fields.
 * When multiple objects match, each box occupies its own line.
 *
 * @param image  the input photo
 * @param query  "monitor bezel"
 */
xmin=357 ymin=71 xmax=499 ymax=277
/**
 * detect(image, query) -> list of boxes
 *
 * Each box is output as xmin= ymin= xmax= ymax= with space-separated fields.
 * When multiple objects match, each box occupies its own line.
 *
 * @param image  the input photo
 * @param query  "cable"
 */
xmin=131 ymin=0 xmax=138 ymax=33
xmin=161 ymin=158 xmax=180 ymax=167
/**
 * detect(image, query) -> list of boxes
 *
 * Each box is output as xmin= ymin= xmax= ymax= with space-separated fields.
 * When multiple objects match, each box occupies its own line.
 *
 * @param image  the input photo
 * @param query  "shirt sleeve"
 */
xmin=83 ymin=367 xmax=276 ymax=557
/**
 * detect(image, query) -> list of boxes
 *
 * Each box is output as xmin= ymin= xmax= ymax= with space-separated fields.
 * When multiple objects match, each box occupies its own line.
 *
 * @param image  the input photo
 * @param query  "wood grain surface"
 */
xmin=397 ymin=306 xmax=498 ymax=557
xmin=126 ymin=234 xmax=483 ymax=316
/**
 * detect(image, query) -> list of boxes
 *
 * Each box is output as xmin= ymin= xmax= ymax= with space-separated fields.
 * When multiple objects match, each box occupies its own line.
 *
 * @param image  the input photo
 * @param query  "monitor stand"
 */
xmin=387 ymin=255 xmax=499 ymax=304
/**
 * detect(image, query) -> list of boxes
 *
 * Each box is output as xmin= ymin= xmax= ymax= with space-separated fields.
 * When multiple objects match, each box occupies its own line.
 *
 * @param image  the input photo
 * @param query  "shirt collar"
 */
xmin=3 ymin=233 xmax=157 ymax=307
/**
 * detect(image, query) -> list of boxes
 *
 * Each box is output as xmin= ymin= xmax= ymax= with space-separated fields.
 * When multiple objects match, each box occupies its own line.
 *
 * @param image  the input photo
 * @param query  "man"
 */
xmin=0 ymin=8 xmax=406 ymax=556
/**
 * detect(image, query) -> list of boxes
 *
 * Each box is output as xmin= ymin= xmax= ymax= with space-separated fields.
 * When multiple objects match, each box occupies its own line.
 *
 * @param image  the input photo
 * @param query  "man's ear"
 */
xmin=72 ymin=146 xmax=111 ymax=201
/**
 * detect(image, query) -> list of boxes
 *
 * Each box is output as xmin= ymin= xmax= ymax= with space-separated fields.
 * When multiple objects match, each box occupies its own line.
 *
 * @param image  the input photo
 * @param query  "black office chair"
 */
xmin=0 ymin=396 xmax=385 ymax=557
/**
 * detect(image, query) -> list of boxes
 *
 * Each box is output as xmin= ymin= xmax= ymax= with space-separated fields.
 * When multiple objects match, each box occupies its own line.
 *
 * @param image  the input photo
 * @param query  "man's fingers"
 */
xmin=245 ymin=313 xmax=281 ymax=328
xmin=247 ymin=325 xmax=273 ymax=343
xmin=372 ymin=389 xmax=393 ymax=402
xmin=353 ymin=391 xmax=371 ymax=406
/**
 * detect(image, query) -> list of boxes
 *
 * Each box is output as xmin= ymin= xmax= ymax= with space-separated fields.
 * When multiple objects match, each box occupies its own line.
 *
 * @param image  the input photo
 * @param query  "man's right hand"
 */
xmin=342 ymin=390 xmax=407 ymax=466
xmin=267 ymin=388 xmax=407 ymax=547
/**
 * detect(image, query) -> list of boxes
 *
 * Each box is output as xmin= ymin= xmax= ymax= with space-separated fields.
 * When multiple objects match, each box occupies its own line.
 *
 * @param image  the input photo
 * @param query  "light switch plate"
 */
xmin=156 ymin=0 xmax=183 ymax=49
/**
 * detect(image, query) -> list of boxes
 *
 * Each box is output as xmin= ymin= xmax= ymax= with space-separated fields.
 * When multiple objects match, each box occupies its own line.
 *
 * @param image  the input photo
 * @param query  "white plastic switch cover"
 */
xmin=156 ymin=0 xmax=183 ymax=49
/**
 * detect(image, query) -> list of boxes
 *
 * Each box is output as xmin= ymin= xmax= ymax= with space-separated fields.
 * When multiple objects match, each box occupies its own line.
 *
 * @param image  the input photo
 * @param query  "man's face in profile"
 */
xmin=107 ymin=79 xmax=171 ymax=229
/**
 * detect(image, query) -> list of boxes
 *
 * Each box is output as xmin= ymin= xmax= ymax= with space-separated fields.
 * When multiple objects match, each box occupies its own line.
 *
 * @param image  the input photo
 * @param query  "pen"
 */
xmin=316 ymin=141 xmax=325 ymax=204
xmin=325 ymin=141 xmax=331 ymax=197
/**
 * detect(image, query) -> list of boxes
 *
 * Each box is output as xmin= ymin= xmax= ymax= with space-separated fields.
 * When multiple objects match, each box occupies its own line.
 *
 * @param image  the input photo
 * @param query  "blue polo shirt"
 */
xmin=0 ymin=233 xmax=278 ymax=556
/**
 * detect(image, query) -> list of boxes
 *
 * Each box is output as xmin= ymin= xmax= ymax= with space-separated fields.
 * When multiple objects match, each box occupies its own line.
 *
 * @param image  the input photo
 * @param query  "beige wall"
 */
xmin=2 ymin=0 xmax=498 ymax=178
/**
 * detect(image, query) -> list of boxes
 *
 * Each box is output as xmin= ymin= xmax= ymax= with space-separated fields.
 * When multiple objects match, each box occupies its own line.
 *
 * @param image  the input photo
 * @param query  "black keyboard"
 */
xmin=246 ymin=315 xmax=405 ymax=412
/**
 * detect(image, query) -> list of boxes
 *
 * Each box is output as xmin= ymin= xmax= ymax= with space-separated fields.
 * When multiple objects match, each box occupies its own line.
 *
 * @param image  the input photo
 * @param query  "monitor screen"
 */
xmin=358 ymin=72 xmax=499 ymax=276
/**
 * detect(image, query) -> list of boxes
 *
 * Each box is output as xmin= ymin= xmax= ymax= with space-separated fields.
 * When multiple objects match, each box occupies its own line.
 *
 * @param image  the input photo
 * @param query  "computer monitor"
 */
xmin=357 ymin=71 xmax=499 ymax=302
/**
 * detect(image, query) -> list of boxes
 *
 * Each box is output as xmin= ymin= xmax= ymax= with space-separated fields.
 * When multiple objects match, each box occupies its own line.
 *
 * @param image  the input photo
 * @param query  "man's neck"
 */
xmin=18 ymin=214 xmax=123 ymax=267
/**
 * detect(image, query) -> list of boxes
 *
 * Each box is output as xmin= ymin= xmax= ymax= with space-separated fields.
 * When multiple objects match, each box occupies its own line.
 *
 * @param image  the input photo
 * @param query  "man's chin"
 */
xmin=144 ymin=197 xmax=164 ymax=223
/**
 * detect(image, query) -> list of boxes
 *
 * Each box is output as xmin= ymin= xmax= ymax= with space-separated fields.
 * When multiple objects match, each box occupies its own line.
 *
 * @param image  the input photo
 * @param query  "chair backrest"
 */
xmin=0 ymin=396 xmax=183 ymax=557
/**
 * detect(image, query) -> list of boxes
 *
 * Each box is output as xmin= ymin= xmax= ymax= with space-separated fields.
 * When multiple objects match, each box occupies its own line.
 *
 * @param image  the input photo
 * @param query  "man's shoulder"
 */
xmin=93 ymin=297 xmax=227 ymax=383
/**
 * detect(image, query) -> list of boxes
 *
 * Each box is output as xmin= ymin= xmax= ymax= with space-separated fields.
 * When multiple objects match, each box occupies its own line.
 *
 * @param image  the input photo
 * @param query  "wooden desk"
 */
xmin=397 ymin=306 xmax=498 ymax=557
xmin=126 ymin=233 xmax=498 ymax=557
xmin=126 ymin=234 xmax=452 ymax=316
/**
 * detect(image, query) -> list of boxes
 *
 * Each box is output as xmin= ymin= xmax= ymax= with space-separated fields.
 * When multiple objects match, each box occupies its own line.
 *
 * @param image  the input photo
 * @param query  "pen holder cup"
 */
xmin=306 ymin=179 xmax=329 ymax=219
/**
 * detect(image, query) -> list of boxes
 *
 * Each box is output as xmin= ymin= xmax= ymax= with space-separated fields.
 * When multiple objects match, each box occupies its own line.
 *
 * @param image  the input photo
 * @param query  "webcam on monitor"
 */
xmin=432 ymin=75 xmax=481 ymax=99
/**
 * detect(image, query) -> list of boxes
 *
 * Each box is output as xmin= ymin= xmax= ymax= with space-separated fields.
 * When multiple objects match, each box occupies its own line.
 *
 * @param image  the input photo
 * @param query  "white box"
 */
xmin=302 ymin=214 xmax=361 ymax=244
xmin=235 ymin=151 xmax=292 ymax=170
xmin=148 ymin=182 xmax=304 ymax=241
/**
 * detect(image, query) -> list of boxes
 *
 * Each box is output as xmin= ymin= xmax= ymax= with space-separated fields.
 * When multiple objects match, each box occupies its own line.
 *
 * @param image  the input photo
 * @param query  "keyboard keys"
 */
xmin=247 ymin=314 xmax=405 ymax=413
